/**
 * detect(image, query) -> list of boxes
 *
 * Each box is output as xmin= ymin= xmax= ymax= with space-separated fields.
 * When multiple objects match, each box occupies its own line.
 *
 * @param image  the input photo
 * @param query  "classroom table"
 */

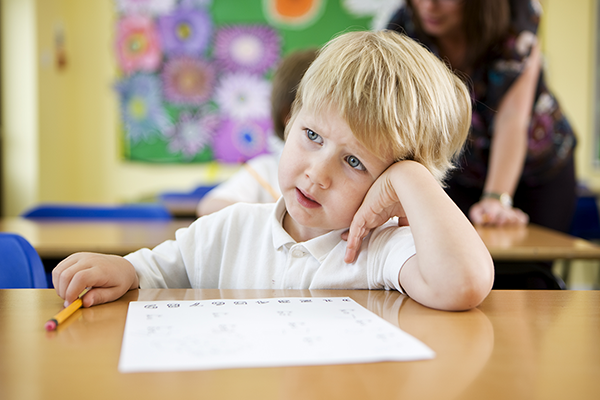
xmin=476 ymin=223 xmax=600 ymax=261
xmin=0 ymin=288 xmax=598 ymax=400
xmin=2 ymin=217 xmax=600 ymax=263
xmin=0 ymin=217 xmax=193 ymax=258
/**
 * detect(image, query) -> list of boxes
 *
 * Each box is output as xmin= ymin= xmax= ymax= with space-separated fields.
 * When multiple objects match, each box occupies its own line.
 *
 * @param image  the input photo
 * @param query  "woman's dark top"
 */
xmin=387 ymin=0 xmax=576 ymax=188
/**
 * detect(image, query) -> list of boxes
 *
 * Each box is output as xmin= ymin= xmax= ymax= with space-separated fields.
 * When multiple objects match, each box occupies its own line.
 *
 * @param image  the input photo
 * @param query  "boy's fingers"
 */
xmin=53 ymin=253 xmax=91 ymax=295
xmin=53 ymin=258 xmax=81 ymax=299
xmin=82 ymin=287 xmax=122 ymax=308
xmin=344 ymin=225 xmax=368 ymax=263
xmin=63 ymin=265 xmax=106 ymax=305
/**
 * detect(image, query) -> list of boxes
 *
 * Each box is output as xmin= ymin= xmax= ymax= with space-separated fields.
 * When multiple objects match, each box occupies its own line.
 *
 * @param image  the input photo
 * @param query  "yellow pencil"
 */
xmin=243 ymin=163 xmax=280 ymax=201
xmin=44 ymin=287 xmax=91 ymax=331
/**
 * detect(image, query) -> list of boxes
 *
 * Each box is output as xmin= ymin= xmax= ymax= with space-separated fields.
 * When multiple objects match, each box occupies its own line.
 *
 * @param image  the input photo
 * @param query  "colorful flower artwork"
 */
xmin=158 ymin=7 xmax=212 ymax=56
xmin=162 ymin=56 xmax=216 ymax=104
xmin=342 ymin=0 xmax=403 ymax=30
xmin=116 ymin=74 xmax=173 ymax=142
xmin=114 ymin=0 xmax=375 ymax=163
xmin=116 ymin=15 xmax=162 ymax=74
xmin=167 ymin=110 xmax=219 ymax=159
xmin=214 ymin=73 xmax=271 ymax=121
xmin=263 ymin=0 xmax=326 ymax=29
xmin=214 ymin=26 xmax=280 ymax=75
xmin=212 ymin=117 xmax=273 ymax=163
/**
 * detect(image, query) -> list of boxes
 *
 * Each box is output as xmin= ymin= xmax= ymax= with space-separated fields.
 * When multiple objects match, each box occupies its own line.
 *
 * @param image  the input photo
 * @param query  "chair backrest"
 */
xmin=0 ymin=233 xmax=48 ymax=289
xmin=158 ymin=184 xmax=217 ymax=202
xmin=21 ymin=203 xmax=172 ymax=220
xmin=570 ymin=196 xmax=600 ymax=240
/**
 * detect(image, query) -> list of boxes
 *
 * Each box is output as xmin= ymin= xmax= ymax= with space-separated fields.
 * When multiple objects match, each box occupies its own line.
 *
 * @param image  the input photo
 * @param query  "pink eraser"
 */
xmin=45 ymin=320 xmax=57 ymax=331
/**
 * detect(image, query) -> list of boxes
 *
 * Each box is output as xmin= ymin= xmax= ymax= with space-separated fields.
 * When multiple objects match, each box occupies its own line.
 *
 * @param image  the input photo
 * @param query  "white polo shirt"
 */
xmin=203 ymin=153 xmax=281 ymax=204
xmin=125 ymin=198 xmax=416 ymax=293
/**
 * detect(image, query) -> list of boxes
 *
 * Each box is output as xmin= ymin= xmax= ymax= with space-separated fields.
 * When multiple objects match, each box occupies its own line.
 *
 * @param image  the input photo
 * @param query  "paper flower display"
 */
xmin=214 ymin=73 xmax=271 ymax=121
xmin=263 ymin=0 xmax=325 ymax=29
xmin=214 ymin=25 xmax=280 ymax=74
xmin=188 ymin=0 xmax=212 ymax=7
xmin=342 ymin=0 xmax=403 ymax=30
xmin=158 ymin=6 xmax=212 ymax=56
xmin=162 ymin=57 xmax=216 ymax=105
xmin=116 ymin=74 xmax=173 ymax=142
xmin=213 ymin=117 xmax=273 ymax=163
xmin=116 ymin=0 xmax=177 ymax=15
xmin=116 ymin=15 xmax=162 ymax=74
xmin=167 ymin=110 xmax=219 ymax=159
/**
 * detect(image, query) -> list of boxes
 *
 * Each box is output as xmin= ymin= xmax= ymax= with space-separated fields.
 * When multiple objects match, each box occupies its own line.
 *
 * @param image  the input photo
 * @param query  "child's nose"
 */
xmin=306 ymin=156 xmax=333 ymax=189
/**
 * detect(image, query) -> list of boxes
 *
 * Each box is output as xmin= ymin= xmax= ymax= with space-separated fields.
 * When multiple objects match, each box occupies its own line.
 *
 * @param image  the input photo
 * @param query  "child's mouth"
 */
xmin=295 ymin=188 xmax=321 ymax=209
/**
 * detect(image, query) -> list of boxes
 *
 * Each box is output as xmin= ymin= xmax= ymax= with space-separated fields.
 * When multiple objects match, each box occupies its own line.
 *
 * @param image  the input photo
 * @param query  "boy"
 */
xmin=53 ymin=31 xmax=494 ymax=311
xmin=197 ymin=49 xmax=318 ymax=216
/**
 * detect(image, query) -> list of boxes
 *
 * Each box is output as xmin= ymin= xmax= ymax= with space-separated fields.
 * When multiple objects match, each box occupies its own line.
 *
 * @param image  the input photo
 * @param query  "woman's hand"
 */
xmin=469 ymin=198 xmax=529 ymax=226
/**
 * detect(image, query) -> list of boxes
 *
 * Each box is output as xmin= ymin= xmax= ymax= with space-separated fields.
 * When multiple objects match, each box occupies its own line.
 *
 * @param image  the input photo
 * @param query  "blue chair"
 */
xmin=569 ymin=195 xmax=600 ymax=240
xmin=158 ymin=184 xmax=217 ymax=203
xmin=0 ymin=233 xmax=48 ymax=288
xmin=22 ymin=203 xmax=172 ymax=220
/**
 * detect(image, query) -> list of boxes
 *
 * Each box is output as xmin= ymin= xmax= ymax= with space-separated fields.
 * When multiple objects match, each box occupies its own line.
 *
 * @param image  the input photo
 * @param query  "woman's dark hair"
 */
xmin=406 ymin=0 xmax=510 ymax=69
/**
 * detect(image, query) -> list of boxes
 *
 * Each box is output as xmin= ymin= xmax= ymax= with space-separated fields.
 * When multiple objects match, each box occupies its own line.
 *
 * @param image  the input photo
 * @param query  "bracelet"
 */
xmin=481 ymin=192 xmax=513 ymax=208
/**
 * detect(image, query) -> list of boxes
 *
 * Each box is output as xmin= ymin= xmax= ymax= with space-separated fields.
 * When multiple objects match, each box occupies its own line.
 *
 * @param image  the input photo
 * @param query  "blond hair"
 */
xmin=287 ymin=30 xmax=471 ymax=185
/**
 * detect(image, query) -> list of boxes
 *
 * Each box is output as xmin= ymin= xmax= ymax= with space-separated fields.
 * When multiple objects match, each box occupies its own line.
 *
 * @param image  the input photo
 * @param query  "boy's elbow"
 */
xmin=448 ymin=276 xmax=493 ymax=311
xmin=444 ymin=259 xmax=494 ymax=311
xmin=421 ymin=258 xmax=494 ymax=312
xmin=405 ymin=253 xmax=494 ymax=311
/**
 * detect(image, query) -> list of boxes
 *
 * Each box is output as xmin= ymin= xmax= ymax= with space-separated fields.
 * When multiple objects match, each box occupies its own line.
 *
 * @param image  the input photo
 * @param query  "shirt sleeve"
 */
xmin=367 ymin=224 xmax=416 ymax=293
xmin=124 ymin=228 xmax=192 ymax=289
xmin=504 ymin=0 xmax=542 ymax=61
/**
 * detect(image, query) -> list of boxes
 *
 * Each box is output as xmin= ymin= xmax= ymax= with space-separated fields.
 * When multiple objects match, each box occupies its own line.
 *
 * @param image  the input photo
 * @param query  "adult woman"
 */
xmin=387 ymin=0 xmax=577 ymax=234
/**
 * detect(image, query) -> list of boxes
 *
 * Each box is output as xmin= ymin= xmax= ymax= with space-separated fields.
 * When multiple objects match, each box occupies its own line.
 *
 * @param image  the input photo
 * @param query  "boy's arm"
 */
xmin=345 ymin=161 xmax=494 ymax=311
xmin=52 ymin=253 xmax=139 ymax=307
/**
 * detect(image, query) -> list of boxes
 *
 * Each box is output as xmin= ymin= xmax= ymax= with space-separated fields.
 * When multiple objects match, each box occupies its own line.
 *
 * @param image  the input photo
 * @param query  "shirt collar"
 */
xmin=270 ymin=197 xmax=347 ymax=262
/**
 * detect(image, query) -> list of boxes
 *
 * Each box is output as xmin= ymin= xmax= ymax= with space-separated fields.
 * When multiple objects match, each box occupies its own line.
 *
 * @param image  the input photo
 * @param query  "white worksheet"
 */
xmin=118 ymin=297 xmax=435 ymax=373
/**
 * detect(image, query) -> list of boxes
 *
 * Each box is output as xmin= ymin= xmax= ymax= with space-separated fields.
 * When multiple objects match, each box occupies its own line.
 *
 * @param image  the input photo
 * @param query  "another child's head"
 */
xmin=271 ymin=48 xmax=318 ymax=141
xmin=286 ymin=30 xmax=471 ymax=185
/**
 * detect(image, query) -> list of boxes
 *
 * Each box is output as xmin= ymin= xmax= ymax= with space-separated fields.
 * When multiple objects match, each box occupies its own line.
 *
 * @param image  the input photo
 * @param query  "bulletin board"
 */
xmin=114 ymin=0 xmax=391 ymax=164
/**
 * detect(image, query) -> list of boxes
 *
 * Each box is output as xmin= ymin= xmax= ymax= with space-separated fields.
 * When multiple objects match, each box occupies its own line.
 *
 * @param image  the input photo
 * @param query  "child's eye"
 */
xmin=346 ymin=155 xmax=366 ymax=171
xmin=306 ymin=129 xmax=323 ymax=144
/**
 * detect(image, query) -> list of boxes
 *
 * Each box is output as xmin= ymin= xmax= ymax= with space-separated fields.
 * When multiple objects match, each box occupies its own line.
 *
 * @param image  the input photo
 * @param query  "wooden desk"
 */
xmin=476 ymin=224 xmax=600 ymax=261
xmin=0 ymin=217 xmax=193 ymax=258
xmin=0 ymin=289 xmax=598 ymax=400
xmin=160 ymin=197 xmax=201 ymax=218
xmin=2 ymin=217 xmax=600 ymax=262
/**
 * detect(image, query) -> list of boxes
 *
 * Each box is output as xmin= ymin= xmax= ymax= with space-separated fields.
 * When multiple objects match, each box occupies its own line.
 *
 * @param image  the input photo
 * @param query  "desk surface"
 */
xmin=2 ymin=217 xmax=600 ymax=261
xmin=0 ymin=217 xmax=193 ymax=258
xmin=476 ymin=224 xmax=600 ymax=260
xmin=0 ymin=289 xmax=598 ymax=400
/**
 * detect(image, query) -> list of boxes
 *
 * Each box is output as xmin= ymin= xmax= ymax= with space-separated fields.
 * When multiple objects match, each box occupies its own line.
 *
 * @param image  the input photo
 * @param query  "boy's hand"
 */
xmin=343 ymin=163 xmax=408 ymax=263
xmin=52 ymin=252 xmax=139 ymax=307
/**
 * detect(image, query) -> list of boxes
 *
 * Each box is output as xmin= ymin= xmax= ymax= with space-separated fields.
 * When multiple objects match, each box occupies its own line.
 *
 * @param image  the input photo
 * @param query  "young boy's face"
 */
xmin=279 ymin=105 xmax=394 ymax=241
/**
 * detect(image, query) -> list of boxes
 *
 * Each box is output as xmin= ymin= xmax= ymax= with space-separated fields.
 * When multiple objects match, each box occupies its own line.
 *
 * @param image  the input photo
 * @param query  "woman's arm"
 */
xmin=469 ymin=41 xmax=542 ymax=225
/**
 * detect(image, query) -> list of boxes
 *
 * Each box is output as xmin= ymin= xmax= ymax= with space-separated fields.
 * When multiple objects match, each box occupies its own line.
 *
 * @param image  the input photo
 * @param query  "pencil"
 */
xmin=243 ymin=163 xmax=280 ymax=201
xmin=44 ymin=287 xmax=91 ymax=331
